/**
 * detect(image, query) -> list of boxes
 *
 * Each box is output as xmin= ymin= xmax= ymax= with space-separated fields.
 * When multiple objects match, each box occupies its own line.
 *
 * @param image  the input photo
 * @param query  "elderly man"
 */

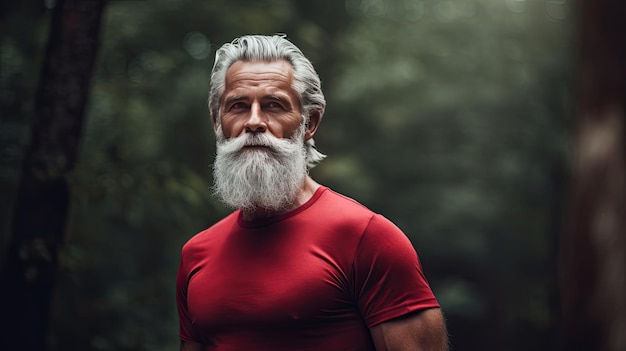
xmin=176 ymin=34 xmax=448 ymax=351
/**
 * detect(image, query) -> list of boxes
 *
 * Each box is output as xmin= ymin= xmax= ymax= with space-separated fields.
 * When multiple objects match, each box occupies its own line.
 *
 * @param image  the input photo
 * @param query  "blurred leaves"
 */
xmin=1 ymin=0 xmax=576 ymax=350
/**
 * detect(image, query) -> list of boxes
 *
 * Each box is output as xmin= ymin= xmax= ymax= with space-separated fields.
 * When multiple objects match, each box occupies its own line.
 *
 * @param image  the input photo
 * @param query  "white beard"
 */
xmin=212 ymin=123 xmax=308 ymax=213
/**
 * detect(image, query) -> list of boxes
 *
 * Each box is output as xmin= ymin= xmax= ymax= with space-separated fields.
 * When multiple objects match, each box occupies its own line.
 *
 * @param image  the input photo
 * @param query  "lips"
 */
xmin=243 ymin=138 xmax=270 ymax=148
xmin=241 ymin=144 xmax=271 ymax=151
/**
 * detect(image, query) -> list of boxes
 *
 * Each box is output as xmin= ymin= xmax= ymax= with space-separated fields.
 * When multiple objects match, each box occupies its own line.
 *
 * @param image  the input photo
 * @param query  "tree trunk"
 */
xmin=0 ymin=0 xmax=105 ymax=350
xmin=561 ymin=1 xmax=626 ymax=350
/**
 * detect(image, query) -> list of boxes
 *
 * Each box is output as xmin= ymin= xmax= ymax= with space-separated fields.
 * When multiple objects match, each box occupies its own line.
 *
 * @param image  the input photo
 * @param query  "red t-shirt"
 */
xmin=176 ymin=186 xmax=439 ymax=350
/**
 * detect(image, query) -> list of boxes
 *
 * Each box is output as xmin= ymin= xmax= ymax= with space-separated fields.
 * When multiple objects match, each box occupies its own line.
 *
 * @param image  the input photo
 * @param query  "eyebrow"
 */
xmin=222 ymin=94 xmax=294 ymax=108
xmin=265 ymin=94 xmax=294 ymax=108
xmin=223 ymin=95 xmax=248 ymax=106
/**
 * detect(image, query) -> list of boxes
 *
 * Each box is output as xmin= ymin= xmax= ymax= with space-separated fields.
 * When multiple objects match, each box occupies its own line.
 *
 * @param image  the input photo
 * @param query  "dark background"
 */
xmin=2 ymin=0 xmax=623 ymax=350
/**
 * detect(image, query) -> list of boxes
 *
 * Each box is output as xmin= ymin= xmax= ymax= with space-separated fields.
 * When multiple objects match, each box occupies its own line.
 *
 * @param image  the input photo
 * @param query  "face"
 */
xmin=217 ymin=60 xmax=304 ymax=140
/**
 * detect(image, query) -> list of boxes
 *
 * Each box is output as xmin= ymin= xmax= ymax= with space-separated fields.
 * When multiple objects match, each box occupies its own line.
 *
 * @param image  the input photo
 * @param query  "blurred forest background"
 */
xmin=2 ymin=0 xmax=619 ymax=350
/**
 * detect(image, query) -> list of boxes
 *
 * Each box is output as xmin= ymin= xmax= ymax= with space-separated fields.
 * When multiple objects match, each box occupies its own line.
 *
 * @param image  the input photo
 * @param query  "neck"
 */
xmin=241 ymin=176 xmax=320 ymax=222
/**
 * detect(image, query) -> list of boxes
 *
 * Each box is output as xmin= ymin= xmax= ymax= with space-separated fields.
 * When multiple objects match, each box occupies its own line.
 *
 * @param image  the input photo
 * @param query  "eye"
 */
xmin=265 ymin=101 xmax=285 ymax=110
xmin=229 ymin=102 xmax=248 ymax=111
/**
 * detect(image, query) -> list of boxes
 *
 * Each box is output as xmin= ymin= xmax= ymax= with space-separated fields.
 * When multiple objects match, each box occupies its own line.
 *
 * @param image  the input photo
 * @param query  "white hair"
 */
xmin=212 ymin=121 xmax=308 ymax=212
xmin=208 ymin=34 xmax=326 ymax=169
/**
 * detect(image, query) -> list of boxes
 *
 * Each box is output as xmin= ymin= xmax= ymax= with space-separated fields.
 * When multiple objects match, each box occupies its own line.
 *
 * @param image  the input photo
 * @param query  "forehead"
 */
xmin=223 ymin=60 xmax=296 ymax=96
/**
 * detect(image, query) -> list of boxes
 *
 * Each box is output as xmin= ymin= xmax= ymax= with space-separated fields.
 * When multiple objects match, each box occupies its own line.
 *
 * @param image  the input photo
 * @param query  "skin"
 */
xmin=370 ymin=308 xmax=449 ymax=351
xmin=180 ymin=60 xmax=449 ymax=350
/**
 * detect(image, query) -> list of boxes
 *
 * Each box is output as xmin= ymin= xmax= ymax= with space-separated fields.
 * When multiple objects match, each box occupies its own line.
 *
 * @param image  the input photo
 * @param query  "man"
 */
xmin=176 ymin=34 xmax=448 ymax=351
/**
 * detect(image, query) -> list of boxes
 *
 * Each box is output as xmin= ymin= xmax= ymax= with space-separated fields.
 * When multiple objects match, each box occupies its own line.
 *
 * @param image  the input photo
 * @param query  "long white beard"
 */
xmin=212 ymin=123 xmax=308 ymax=213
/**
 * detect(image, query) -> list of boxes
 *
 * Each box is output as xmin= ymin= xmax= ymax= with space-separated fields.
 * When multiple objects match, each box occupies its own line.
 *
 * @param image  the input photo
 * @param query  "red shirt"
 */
xmin=176 ymin=186 xmax=439 ymax=350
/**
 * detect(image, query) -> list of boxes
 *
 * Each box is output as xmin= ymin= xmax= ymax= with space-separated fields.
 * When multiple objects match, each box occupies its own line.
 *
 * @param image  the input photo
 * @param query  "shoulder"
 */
xmin=317 ymin=188 xmax=405 ymax=236
xmin=314 ymin=187 xmax=376 ymax=221
xmin=357 ymin=214 xmax=417 ymax=263
xmin=181 ymin=211 xmax=239 ymax=257
xmin=300 ymin=188 xmax=379 ymax=237
xmin=319 ymin=187 xmax=372 ymax=212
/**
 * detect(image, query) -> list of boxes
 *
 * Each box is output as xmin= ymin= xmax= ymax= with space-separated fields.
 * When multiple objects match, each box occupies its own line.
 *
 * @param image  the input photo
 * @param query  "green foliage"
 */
xmin=314 ymin=1 xmax=574 ymax=348
xmin=1 ymin=0 xmax=577 ymax=350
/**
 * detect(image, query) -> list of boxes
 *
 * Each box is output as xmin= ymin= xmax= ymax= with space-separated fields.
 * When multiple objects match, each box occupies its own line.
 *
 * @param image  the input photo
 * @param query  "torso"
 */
xmin=177 ymin=186 xmax=438 ymax=350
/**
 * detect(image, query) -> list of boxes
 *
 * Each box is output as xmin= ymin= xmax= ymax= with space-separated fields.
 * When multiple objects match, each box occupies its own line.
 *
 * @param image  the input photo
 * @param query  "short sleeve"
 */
xmin=352 ymin=214 xmax=439 ymax=327
xmin=176 ymin=252 xmax=201 ymax=343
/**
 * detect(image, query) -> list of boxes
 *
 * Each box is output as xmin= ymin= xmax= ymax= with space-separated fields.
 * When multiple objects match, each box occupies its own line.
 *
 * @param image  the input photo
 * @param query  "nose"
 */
xmin=244 ymin=103 xmax=266 ymax=134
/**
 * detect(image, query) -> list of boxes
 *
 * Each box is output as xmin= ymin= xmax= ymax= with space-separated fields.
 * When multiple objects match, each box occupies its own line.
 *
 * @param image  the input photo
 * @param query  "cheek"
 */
xmin=275 ymin=116 xmax=304 ymax=137
xmin=220 ymin=119 xmax=243 ymax=138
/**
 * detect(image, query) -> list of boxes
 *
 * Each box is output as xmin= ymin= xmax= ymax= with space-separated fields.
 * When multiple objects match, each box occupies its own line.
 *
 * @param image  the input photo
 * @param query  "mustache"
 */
xmin=243 ymin=133 xmax=276 ymax=148
xmin=216 ymin=124 xmax=306 ymax=156
xmin=218 ymin=133 xmax=288 ymax=156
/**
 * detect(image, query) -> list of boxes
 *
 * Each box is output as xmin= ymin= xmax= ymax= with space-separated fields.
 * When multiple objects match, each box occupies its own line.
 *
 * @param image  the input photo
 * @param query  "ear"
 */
xmin=304 ymin=110 xmax=322 ymax=141
xmin=211 ymin=113 xmax=219 ymax=132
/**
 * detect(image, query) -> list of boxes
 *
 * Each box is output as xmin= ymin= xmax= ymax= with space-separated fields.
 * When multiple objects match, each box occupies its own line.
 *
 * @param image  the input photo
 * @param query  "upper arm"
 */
xmin=370 ymin=307 xmax=449 ymax=351
xmin=180 ymin=340 xmax=205 ymax=351
xmin=354 ymin=215 xmax=440 ymax=326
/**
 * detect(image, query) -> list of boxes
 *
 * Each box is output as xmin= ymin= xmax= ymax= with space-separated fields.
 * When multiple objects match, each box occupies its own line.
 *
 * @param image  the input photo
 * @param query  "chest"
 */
xmin=186 ymin=231 xmax=356 ymax=332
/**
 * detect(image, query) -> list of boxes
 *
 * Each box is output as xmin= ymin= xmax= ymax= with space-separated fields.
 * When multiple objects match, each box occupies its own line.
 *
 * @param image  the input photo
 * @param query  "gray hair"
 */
xmin=208 ymin=34 xmax=326 ymax=169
